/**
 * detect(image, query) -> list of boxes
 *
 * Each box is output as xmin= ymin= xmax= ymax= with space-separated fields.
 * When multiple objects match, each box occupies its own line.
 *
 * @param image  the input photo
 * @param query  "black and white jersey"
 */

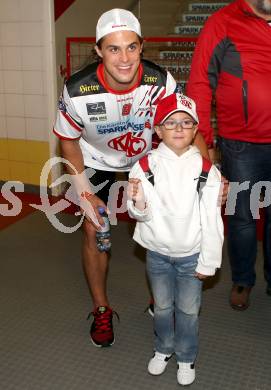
xmin=54 ymin=59 xmax=177 ymax=171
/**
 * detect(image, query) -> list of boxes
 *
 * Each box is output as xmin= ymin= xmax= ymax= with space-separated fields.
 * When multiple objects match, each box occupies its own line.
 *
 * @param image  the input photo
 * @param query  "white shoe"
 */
xmin=177 ymin=362 xmax=195 ymax=386
xmin=148 ymin=352 xmax=172 ymax=375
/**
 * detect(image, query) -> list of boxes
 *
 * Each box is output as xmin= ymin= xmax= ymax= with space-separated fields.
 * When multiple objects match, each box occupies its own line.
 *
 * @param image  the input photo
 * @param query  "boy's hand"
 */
xmin=127 ymin=178 xmax=146 ymax=211
xmin=195 ymin=272 xmax=209 ymax=280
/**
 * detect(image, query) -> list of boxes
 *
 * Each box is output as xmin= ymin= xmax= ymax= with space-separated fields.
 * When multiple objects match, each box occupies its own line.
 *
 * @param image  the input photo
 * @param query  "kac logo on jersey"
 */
xmin=86 ymin=102 xmax=106 ymax=115
xmin=108 ymin=132 xmax=147 ymax=157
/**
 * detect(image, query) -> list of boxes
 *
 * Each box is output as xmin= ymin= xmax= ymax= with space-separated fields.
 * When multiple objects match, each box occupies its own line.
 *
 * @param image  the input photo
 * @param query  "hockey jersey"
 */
xmin=54 ymin=60 xmax=177 ymax=171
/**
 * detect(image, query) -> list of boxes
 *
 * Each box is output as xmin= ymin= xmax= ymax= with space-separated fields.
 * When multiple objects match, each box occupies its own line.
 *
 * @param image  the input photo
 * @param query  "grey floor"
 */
xmin=1 ymin=212 xmax=271 ymax=390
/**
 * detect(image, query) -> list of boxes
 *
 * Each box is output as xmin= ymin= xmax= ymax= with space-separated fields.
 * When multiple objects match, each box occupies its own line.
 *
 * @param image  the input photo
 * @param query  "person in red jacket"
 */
xmin=187 ymin=0 xmax=271 ymax=310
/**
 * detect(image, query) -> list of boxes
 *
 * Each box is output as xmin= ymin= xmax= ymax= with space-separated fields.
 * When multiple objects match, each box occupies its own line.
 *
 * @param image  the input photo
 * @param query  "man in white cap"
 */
xmin=54 ymin=8 xmax=209 ymax=348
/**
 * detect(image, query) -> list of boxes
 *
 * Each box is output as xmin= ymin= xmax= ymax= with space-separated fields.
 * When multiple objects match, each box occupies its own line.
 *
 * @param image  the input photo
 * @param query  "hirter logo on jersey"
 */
xmin=122 ymin=103 xmax=132 ymax=116
xmin=108 ymin=132 xmax=147 ymax=157
xmin=86 ymin=102 xmax=106 ymax=115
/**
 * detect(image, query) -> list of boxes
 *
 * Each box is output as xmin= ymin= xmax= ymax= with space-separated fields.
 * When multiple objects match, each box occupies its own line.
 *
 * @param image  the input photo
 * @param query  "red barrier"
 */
xmin=54 ymin=0 xmax=76 ymax=21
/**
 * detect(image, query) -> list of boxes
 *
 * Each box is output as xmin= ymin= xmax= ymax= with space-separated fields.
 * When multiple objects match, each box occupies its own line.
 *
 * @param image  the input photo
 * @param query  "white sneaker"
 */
xmin=148 ymin=352 xmax=172 ymax=375
xmin=177 ymin=362 xmax=195 ymax=386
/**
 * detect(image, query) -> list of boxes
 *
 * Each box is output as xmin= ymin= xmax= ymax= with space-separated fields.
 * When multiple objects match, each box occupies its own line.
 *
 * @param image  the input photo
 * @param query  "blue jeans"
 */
xmin=218 ymin=137 xmax=271 ymax=287
xmin=146 ymin=250 xmax=202 ymax=363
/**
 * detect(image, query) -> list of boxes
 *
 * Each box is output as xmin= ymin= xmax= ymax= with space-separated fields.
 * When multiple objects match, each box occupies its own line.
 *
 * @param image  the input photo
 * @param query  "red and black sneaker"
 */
xmin=88 ymin=306 xmax=118 ymax=347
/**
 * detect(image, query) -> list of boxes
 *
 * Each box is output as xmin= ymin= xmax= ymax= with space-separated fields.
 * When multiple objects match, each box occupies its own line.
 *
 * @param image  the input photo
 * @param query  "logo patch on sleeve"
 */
xmin=58 ymin=95 xmax=67 ymax=113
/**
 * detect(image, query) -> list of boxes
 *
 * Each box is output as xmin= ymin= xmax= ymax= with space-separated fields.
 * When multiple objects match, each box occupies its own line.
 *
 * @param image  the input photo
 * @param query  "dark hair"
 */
xmin=96 ymin=33 xmax=143 ymax=49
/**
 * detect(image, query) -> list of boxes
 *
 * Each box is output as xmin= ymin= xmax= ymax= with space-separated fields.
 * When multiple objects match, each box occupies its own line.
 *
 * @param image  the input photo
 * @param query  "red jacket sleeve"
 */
xmin=186 ymin=14 xmax=228 ymax=147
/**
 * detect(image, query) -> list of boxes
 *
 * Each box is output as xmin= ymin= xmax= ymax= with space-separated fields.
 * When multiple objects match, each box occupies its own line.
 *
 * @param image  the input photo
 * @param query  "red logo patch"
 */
xmin=180 ymin=98 xmax=192 ymax=109
xmin=144 ymin=120 xmax=151 ymax=129
xmin=122 ymin=103 xmax=132 ymax=116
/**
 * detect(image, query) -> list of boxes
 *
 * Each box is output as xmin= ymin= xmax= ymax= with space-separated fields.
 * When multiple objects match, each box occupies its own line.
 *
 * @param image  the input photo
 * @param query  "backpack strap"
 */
xmin=197 ymin=157 xmax=212 ymax=195
xmin=138 ymin=154 xmax=155 ymax=186
xmin=139 ymin=154 xmax=212 ymax=194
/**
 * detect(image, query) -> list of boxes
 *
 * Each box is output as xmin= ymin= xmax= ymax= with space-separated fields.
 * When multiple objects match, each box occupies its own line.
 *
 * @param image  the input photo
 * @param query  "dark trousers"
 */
xmin=219 ymin=137 xmax=271 ymax=287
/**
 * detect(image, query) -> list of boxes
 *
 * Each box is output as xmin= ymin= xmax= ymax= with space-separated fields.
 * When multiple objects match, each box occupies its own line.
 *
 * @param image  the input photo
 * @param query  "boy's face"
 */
xmin=155 ymin=111 xmax=198 ymax=156
xmin=95 ymin=30 xmax=143 ymax=91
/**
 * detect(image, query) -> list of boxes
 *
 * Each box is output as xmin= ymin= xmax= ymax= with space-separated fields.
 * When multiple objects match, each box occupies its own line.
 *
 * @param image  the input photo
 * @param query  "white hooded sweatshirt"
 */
xmin=127 ymin=143 xmax=224 ymax=276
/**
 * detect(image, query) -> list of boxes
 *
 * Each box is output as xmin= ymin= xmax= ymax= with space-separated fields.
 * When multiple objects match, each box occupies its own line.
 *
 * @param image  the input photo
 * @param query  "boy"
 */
xmin=127 ymin=93 xmax=223 ymax=386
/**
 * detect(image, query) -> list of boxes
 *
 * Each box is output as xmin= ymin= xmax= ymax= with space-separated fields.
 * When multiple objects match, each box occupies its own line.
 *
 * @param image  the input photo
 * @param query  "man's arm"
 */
xmin=193 ymin=132 xmax=210 ymax=160
xmin=186 ymin=14 xmax=227 ymax=148
xmin=187 ymin=15 xmax=229 ymax=203
xmin=60 ymin=139 xmax=105 ymax=227
xmin=60 ymin=139 xmax=91 ymax=198
xmin=193 ymin=132 xmax=216 ymax=162
xmin=193 ymin=133 xmax=228 ymax=205
xmin=60 ymin=139 xmax=85 ymax=176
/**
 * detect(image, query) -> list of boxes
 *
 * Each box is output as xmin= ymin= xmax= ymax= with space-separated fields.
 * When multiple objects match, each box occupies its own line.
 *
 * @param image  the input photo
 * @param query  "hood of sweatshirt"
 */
xmin=153 ymin=142 xmax=201 ymax=161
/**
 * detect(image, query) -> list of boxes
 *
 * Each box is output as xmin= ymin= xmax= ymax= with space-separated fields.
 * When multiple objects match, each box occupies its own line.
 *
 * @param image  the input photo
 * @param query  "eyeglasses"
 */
xmin=160 ymin=119 xmax=196 ymax=130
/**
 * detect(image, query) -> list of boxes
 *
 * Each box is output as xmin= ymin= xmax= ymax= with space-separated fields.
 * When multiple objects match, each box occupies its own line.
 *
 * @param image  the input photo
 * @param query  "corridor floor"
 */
xmin=1 ymin=212 xmax=270 ymax=390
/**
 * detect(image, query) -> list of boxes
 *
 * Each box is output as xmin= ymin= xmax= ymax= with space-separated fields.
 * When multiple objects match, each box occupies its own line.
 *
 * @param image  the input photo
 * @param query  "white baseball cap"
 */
xmin=96 ymin=8 xmax=142 ymax=43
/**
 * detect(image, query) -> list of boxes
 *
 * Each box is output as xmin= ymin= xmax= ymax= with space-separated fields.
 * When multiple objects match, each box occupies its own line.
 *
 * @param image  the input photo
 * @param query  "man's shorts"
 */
xmin=86 ymin=167 xmax=128 ymax=204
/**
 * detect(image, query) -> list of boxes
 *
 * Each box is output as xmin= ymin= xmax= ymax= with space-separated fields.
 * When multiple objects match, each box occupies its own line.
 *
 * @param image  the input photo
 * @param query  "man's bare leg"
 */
xmin=82 ymin=219 xmax=114 ymax=347
xmin=82 ymin=219 xmax=109 ymax=307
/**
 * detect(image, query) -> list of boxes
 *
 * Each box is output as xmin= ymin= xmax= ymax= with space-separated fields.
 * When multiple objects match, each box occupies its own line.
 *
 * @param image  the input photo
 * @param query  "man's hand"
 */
xmin=80 ymin=192 xmax=107 ymax=230
xmin=127 ymin=178 xmax=146 ymax=211
xmin=219 ymin=175 xmax=229 ymax=206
